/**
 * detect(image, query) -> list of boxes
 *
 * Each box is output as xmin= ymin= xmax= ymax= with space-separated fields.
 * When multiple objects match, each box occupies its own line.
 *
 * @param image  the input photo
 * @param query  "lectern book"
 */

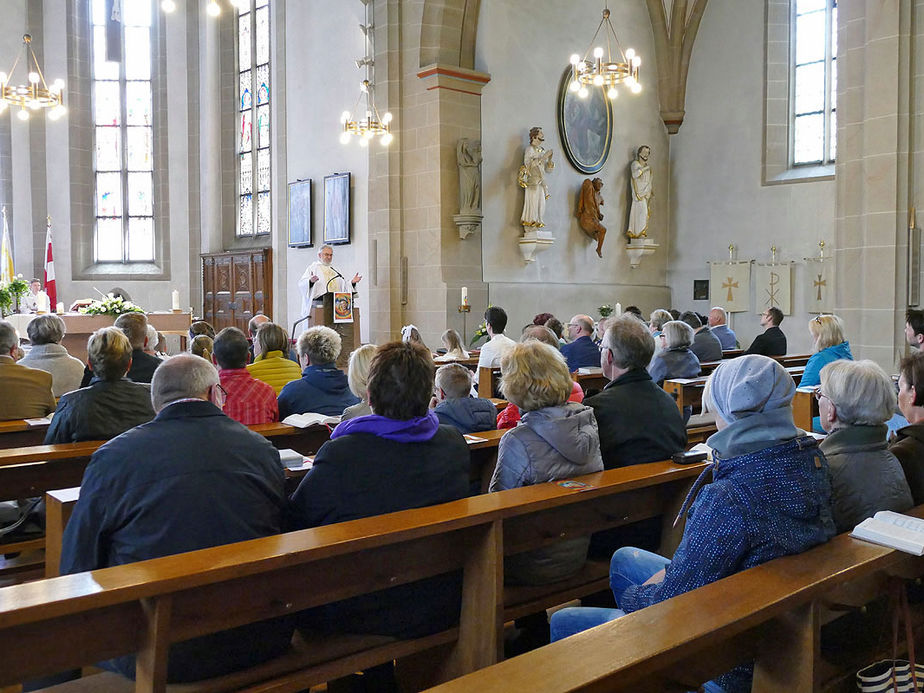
xmin=851 ymin=511 xmax=924 ymax=555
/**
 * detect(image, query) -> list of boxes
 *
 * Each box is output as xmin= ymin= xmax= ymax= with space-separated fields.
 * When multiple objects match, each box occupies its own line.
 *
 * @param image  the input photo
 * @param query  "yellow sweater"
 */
xmin=246 ymin=351 xmax=302 ymax=395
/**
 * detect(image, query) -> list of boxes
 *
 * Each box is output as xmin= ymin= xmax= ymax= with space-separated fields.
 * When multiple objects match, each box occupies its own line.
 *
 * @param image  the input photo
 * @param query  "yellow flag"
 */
xmin=0 ymin=207 xmax=13 ymax=285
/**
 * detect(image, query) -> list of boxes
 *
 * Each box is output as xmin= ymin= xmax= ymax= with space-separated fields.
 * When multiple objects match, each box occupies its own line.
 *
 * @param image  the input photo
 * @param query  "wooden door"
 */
xmin=201 ymin=249 xmax=272 ymax=332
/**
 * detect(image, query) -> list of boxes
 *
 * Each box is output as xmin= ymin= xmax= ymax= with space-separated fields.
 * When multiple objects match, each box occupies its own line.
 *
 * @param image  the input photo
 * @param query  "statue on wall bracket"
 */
xmin=518 ymin=126 xmax=555 ymax=263
xmin=577 ymin=177 xmax=606 ymax=258
xmin=625 ymin=144 xmax=658 ymax=268
xmin=453 ymin=138 xmax=483 ymax=240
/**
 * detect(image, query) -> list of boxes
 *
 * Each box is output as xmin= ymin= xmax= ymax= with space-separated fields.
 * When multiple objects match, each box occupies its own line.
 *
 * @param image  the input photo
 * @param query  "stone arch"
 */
xmin=419 ymin=0 xmax=480 ymax=69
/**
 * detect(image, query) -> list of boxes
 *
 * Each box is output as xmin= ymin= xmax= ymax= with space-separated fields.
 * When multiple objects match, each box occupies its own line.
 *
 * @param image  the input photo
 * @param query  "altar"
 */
xmin=7 ymin=312 xmax=193 ymax=361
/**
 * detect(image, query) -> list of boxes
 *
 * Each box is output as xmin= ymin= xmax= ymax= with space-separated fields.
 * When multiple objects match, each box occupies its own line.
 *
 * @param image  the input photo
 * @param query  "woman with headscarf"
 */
xmin=549 ymin=355 xmax=836 ymax=693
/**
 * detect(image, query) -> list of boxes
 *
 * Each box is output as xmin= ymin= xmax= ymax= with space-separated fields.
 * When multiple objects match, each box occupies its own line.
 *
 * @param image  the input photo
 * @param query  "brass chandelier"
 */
xmin=339 ymin=0 xmax=393 ymax=147
xmin=0 ymin=35 xmax=66 ymax=121
xmin=568 ymin=7 xmax=641 ymax=100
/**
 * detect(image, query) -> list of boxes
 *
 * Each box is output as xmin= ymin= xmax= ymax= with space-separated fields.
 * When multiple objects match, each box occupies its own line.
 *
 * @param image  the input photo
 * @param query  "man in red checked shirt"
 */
xmin=214 ymin=326 xmax=278 ymax=425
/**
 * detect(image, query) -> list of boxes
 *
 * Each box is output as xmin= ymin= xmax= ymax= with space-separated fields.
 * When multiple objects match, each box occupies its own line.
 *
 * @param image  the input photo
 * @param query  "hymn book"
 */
xmin=851 ymin=511 xmax=924 ymax=556
xmin=281 ymin=413 xmax=341 ymax=428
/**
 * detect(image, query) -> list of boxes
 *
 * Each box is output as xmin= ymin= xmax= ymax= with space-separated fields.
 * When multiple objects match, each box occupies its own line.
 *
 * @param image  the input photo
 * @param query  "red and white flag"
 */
xmin=44 ymin=217 xmax=56 ymax=309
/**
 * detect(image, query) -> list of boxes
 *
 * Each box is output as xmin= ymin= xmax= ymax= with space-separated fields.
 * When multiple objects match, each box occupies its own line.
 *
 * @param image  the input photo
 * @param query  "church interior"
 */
xmin=2 ymin=0 xmax=924 ymax=691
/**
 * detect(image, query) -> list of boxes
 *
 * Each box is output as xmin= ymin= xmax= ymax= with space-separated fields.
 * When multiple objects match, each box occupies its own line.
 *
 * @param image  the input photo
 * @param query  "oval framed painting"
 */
xmin=557 ymin=66 xmax=613 ymax=175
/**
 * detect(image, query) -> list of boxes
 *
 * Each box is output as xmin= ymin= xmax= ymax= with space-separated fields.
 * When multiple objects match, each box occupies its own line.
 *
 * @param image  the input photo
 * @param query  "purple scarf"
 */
xmin=331 ymin=411 xmax=440 ymax=443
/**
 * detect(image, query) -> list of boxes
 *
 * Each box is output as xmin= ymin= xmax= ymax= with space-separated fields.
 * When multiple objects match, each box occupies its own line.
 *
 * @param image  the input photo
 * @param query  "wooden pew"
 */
xmin=2 ymin=459 xmax=706 ymax=692
xmin=793 ymin=386 xmax=819 ymax=432
xmin=0 ymin=427 xmax=508 ymax=578
xmin=426 ymin=507 xmax=924 ymax=693
xmin=572 ymin=370 xmax=607 ymax=396
xmin=478 ymin=366 xmax=502 ymax=399
xmin=721 ymin=349 xmax=743 ymax=358
xmin=0 ymin=419 xmax=50 ymax=449
xmin=698 ymin=353 xmax=810 ymax=378
xmin=664 ymin=366 xmax=806 ymax=416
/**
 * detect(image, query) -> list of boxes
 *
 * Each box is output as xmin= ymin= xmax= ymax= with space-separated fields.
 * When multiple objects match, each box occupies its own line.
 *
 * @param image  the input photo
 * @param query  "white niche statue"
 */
xmin=517 ymin=126 xmax=555 ymax=262
xmin=625 ymin=144 xmax=658 ymax=268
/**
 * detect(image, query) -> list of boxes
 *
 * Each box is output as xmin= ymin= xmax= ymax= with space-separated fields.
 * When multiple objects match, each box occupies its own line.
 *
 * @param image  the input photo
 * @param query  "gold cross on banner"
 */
xmin=722 ymin=276 xmax=738 ymax=302
xmin=814 ymin=273 xmax=826 ymax=302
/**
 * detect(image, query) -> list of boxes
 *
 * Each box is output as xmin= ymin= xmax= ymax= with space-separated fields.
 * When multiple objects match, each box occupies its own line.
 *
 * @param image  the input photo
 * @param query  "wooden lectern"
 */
xmin=309 ymin=293 xmax=359 ymax=368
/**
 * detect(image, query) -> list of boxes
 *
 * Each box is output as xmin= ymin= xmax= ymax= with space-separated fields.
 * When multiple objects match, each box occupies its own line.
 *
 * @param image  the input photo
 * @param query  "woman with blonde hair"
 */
xmin=246 ymin=322 xmax=302 ymax=394
xmin=491 ymin=340 xmax=603 ymax=585
xmin=341 ymin=344 xmax=378 ymax=420
xmin=434 ymin=328 xmax=469 ymax=362
xmin=801 ymin=314 xmax=853 ymax=387
xmin=189 ymin=334 xmax=214 ymax=363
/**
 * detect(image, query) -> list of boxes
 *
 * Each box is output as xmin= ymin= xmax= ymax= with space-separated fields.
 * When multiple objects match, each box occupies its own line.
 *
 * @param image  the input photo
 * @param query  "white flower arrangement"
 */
xmin=79 ymin=294 xmax=145 ymax=316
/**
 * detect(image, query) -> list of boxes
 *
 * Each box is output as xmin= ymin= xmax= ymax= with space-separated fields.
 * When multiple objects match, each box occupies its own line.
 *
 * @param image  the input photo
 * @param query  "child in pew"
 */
xmin=431 ymin=363 xmax=497 ymax=434
xmin=549 ymin=355 xmax=836 ymax=693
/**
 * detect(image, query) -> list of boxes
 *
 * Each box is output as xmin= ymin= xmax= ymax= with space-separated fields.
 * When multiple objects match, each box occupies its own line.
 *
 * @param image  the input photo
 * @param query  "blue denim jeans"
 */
xmin=549 ymin=547 xmax=669 ymax=641
xmin=549 ymin=548 xmax=726 ymax=693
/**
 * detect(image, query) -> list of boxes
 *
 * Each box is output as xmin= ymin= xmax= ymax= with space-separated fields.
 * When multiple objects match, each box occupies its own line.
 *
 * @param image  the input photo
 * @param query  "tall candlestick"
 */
xmin=461 ymin=286 xmax=468 ymax=305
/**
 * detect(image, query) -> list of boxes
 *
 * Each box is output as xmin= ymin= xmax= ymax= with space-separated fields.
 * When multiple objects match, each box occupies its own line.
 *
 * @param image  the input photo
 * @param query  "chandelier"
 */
xmin=568 ymin=7 xmax=641 ymax=100
xmin=339 ymin=0 xmax=393 ymax=147
xmin=0 ymin=35 xmax=66 ymax=121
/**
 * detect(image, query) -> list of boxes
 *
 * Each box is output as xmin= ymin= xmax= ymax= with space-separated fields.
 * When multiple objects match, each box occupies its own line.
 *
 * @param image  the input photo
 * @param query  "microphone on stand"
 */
xmin=325 ymin=268 xmax=345 ymax=293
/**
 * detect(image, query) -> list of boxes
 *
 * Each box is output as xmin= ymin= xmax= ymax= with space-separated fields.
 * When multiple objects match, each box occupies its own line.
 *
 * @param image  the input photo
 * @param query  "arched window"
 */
xmin=791 ymin=0 xmax=836 ymax=165
xmin=237 ymin=0 xmax=271 ymax=237
xmin=91 ymin=0 xmax=156 ymax=263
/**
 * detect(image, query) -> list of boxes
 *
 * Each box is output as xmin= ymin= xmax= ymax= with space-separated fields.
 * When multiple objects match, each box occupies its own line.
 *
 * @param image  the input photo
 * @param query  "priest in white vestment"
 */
xmin=297 ymin=245 xmax=362 ymax=318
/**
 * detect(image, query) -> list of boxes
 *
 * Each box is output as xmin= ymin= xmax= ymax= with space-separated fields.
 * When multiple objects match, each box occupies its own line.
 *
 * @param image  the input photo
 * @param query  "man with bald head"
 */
xmin=560 ymin=314 xmax=601 ymax=372
xmin=61 ymin=354 xmax=290 ymax=682
xmin=707 ymin=306 xmax=737 ymax=350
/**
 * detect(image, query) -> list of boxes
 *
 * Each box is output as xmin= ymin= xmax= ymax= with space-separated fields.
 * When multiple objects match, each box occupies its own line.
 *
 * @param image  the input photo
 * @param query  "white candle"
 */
xmin=615 ymin=302 xmax=622 ymax=316
xmin=461 ymin=286 xmax=468 ymax=305
xmin=36 ymin=291 xmax=49 ymax=313
xmin=56 ymin=302 xmax=64 ymax=314
xmin=171 ymin=289 xmax=180 ymax=311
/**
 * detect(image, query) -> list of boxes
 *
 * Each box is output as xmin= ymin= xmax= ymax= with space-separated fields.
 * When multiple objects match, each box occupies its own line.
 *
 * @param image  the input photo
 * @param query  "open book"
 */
xmin=851 ymin=511 xmax=924 ymax=556
xmin=281 ymin=413 xmax=341 ymax=429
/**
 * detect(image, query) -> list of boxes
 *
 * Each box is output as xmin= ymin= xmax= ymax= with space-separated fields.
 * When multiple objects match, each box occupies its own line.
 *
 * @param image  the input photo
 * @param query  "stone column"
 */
xmin=834 ymin=1 xmax=912 ymax=368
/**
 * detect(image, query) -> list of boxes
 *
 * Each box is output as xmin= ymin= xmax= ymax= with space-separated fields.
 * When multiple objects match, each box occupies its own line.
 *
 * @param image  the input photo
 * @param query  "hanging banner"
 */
xmin=709 ymin=261 xmax=751 ymax=313
xmin=805 ymin=259 xmax=833 ymax=313
xmin=754 ymin=263 xmax=793 ymax=315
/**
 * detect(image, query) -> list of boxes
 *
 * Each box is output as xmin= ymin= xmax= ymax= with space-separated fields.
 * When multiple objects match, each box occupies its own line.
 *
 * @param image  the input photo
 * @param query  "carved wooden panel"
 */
xmin=201 ymin=249 xmax=272 ymax=332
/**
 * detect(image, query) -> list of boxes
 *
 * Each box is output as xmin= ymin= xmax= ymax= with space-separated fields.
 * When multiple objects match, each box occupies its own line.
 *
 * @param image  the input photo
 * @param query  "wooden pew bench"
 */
xmin=664 ymin=366 xmax=806 ymax=416
xmin=0 ymin=419 xmax=51 ymax=450
xmin=0 ymin=459 xmax=706 ymax=693
xmin=427 ymin=507 xmax=924 ymax=693
xmin=0 ymin=427 xmax=507 ymax=579
xmin=793 ymin=386 xmax=819 ymax=432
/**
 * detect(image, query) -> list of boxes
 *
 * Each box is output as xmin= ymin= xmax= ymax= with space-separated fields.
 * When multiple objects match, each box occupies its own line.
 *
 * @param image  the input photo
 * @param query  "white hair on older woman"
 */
xmin=820 ymin=359 xmax=896 ymax=426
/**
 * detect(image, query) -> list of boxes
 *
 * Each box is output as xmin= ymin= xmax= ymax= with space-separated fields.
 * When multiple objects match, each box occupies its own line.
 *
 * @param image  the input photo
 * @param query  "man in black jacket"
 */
xmin=745 ymin=306 xmax=787 ymax=356
xmin=584 ymin=316 xmax=687 ymax=557
xmin=586 ymin=316 xmax=687 ymax=470
xmin=61 ymin=354 xmax=290 ymax=682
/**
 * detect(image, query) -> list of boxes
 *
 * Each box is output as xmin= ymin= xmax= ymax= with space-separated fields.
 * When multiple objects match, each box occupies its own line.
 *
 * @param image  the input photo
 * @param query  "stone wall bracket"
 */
xmin=519 ymin=228 xmax=555 ymax=263
xmin=454 ymin=213 xmax=483 ymax=240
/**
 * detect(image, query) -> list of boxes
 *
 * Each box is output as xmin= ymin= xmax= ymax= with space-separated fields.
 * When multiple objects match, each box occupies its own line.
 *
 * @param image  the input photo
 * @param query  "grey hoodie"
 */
xmin=491 ymin=402 xmax=603 ymax=585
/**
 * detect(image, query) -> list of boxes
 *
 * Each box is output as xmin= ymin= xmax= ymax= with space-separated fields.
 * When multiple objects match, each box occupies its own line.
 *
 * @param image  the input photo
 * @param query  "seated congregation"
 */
xmin=1 ymin=303 xmax=922 ymax=692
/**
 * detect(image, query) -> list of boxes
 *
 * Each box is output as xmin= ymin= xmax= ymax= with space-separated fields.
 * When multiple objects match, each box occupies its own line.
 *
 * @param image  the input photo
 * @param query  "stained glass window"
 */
xmin=237 ymin=0 xmax=271 ymax=237
xmin=792 ymin=0 xmax=836 ymax=165
xmin=91 ymin=0 xmax=156 ymax=263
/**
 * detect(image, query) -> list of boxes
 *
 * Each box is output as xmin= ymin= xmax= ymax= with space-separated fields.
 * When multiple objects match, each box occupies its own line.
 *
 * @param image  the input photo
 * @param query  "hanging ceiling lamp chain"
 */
xmin=340 ymin=0 xmax=393 ymax=147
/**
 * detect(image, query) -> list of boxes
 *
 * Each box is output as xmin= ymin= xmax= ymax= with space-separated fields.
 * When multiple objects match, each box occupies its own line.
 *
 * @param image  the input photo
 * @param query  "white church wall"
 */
xmin=283 ymin=1 xmax=369 ymax=341
xmin=475 ymin=0 xmax=670 ymax=334
xmin=669 ymin=0 xmax=835 ymax=353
